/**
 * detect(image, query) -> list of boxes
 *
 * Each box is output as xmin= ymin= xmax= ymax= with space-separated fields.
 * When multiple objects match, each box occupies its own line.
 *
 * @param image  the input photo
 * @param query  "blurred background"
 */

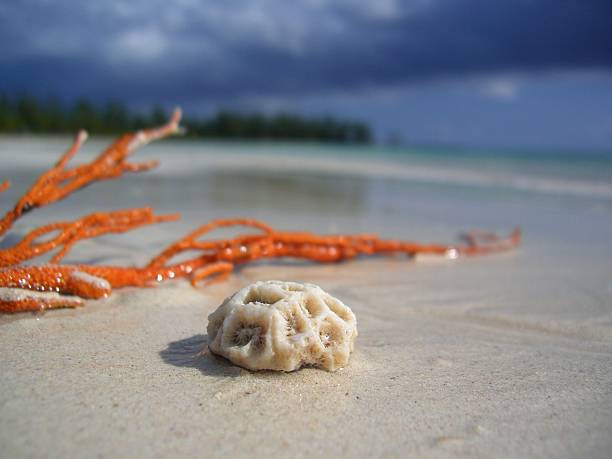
xmin=1 ymin=0 xmax=612 ymax=249
xmin=1 ymin=0 xmax=611 ymax=151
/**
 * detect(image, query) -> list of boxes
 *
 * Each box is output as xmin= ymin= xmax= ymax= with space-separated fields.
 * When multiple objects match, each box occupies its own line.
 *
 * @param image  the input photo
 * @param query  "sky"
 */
xmin=1 ymin=0 xmax=612 ymax=151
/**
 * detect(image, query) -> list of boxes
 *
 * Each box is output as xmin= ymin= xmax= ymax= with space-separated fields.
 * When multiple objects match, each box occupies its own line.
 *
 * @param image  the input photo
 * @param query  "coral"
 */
xmin=0 ymin=108 xmax=521 ymax=314
xmin=207 ymin=280 xmax=357 ymax=372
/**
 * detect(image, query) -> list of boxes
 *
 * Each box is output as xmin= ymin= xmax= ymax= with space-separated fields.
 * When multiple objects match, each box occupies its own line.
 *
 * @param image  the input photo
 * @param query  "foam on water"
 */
xmin=2 ymin=136 xmax=611 ymax=201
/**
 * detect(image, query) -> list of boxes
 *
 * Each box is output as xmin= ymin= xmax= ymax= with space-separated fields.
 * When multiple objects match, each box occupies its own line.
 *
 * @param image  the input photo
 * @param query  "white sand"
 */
xmin=1 ymin=137 xmax=611 ymax=458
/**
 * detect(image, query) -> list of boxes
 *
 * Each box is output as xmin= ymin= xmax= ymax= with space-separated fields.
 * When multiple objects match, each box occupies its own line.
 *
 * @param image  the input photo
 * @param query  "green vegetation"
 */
xmin=0 ymin=94 xmax=371 ymax=143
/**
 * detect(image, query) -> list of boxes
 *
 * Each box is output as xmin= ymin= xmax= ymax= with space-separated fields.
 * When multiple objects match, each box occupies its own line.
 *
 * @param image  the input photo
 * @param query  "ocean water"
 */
xmin=2 ymin=136 xmax=612 ymax=226
xmin=173 ymin=140 xmax=612 ymax=198
xmin=3 ymin=136 xmax=611 ymax=196
xmin=141 ymin=140 xmax=612 ymax=234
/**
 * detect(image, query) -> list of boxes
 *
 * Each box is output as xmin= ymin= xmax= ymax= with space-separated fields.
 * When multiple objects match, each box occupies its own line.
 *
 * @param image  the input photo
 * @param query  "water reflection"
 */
xmin=204 ymin=170 xmax=369 ymax=214
xmin=0 ymin=169 xmax=370 ymax=218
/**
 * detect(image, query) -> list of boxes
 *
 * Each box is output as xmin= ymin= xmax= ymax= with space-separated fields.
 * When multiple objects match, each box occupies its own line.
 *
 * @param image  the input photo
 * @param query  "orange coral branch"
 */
xmin=0 ymin=221 xmax=520 ymax=313
xmin=0 ymin=208 xmax=178 ymax=268
xmin=0 ymin=222 xmax=521 ymax=312
xmin=146 ymin=218 xmax=275 ymax=269
xmin=0 ymin=110 xmax=184 ymax=313
xmin=0 ymin=288 xmax=83 ymax=313
xmin=0 ymin=109 xmax=182 ymax=237
xmin=0 ymin=107 xmax=521 ymax=314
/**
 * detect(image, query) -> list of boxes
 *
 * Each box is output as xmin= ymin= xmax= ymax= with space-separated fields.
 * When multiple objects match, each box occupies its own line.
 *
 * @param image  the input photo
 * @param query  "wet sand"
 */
xmin=1 ymin=137 xmax=611 ymax=458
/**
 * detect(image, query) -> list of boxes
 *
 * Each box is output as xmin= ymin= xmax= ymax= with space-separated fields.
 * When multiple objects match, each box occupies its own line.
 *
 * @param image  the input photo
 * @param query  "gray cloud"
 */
xmin=1 ymin=0 xmax=611 ymax=105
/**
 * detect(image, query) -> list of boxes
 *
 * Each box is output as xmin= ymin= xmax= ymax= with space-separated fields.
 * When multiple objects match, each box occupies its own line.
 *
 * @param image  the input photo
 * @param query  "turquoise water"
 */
xmin=2 ymin=136 xmax=611 ymax=203
xmin=160 ymin=139 xmax=612 ymax=200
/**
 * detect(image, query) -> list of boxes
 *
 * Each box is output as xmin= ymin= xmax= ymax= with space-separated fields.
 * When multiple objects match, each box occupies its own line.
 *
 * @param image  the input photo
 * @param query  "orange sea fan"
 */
xmin=0 ymin=109 xmax=520 ymax=313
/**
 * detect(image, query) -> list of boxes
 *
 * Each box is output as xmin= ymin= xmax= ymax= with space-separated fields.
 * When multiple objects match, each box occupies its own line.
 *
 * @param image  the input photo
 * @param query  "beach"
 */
xmin=1 ymin=137 xmax=611 ymax=458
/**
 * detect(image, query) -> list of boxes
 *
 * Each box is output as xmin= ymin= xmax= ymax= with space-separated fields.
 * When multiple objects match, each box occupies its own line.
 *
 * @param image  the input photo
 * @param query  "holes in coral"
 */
xmin=250 ymin=333 xmax=266 ymax=351
xmin=232 ymin=324 xmax=257 ymax=346
xmin=231 ymin=322 xmax=266 ymax=350
xmin=283 ymin=312 xmax=297 ymax=336
xmin=282 ymin=308 xmax=306 ymax=337
xmin=303 ymin=295 xmax=324 ymax=317
xmin=319 ymin=321 xmax=342 ymax=348
xmin=324 ymin=296 xmax=351 ymax=322
xmin=244 ymin=287 xmax=284 ymax=305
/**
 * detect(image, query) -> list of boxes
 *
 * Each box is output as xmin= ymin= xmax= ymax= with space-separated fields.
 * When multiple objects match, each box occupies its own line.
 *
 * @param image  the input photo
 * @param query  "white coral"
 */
xmin=207 ymin=280 xmax=357 ymax=372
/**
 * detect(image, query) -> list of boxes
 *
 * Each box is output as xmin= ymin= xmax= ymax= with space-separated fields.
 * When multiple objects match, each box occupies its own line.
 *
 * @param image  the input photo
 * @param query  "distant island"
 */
xmin=0 ymin=94 xmax=371 ymax=144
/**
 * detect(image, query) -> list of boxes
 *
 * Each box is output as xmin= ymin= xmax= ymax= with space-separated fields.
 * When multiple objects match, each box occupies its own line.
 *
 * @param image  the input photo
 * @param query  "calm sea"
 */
xmin=163 ymin=140 xmax=612 ymax=200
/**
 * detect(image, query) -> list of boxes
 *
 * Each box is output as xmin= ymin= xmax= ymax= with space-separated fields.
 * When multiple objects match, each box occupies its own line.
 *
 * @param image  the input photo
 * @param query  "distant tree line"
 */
xmin=0 ymin=94 xmax=371 ymax=143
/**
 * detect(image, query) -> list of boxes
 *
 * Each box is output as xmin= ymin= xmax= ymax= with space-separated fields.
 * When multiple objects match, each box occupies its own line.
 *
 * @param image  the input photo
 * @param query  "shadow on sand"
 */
xmin=159 ymin=334 xmax=243 ymax=378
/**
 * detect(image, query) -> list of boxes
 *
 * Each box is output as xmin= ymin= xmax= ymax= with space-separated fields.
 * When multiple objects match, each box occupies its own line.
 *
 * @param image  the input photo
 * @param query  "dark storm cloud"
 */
xmin=1 ymin=0 xmax=611 ymax=105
